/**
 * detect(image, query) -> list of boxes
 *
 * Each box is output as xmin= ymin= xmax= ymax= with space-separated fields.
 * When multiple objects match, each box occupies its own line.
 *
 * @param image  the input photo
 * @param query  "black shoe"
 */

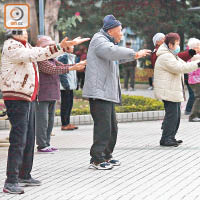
xmin=171 ymin=138 xmax=183 ymax=144
xmin=175 ymin=139 xmax=183 ymax=144
xmin=160 ymin=139 xmax=179 ymax=147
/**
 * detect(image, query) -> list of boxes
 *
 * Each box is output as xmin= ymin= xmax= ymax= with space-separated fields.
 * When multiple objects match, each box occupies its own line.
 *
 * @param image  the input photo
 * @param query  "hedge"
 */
xmin=74 ymin=90 xmax=83 ymax=99
xmin=55 ymin=91 xmax=164 ymax=116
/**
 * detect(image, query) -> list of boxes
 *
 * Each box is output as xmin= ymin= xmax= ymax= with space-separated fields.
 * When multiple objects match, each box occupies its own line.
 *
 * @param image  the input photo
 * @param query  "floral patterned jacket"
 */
xmin=0 ymin=38 xmax=64 ymax=101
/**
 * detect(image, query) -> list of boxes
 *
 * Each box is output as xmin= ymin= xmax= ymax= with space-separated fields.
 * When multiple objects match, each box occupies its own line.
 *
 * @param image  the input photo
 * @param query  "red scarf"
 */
xmin=31 ymin=62 xmax=38 ymax=101
xmin=14 ymin=38 xmax=27 ymax=47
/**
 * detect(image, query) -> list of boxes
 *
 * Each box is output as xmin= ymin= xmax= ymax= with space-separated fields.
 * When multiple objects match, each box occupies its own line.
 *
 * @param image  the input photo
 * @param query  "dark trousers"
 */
xmin=161 ymin=100 xmax=181 ymax=141
xmin=149 ymin=77 xmax=153 ymax=87
xmin=60 ymin=90 xmax=73 ymax=126
xmin=36 ymin=101 xmax=56 ymax=149
xmin=124 ymin=67 xmax=135 ymax=89
xmin=76 ymin=72 xmax=85 ymax=90
xmin=89 ymin=99 xmax=118 ymax=163
xmin=4 ymin=100 xmax=35 ymax=183
xmin=185 ymin=84 xmax=195 ymax=113
xmin=189 ymin=84 xmax=200 ymax=120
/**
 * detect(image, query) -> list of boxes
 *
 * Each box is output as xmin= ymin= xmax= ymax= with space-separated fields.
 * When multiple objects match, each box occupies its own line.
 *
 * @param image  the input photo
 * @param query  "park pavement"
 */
xmin=0 ymin=87 xmax=199 ymax=200
xmin=1 ymin=119 xmax=200 ymax=200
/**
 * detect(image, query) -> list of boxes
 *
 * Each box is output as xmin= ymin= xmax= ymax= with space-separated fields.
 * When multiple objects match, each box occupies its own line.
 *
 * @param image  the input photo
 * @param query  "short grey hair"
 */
xmin=152 ymin=33 xmax=165 ymax=46
xmin=5 ymin=29 xmax=13 ymax=39
xmin=187 ymin=38 xmax=200 ymax=49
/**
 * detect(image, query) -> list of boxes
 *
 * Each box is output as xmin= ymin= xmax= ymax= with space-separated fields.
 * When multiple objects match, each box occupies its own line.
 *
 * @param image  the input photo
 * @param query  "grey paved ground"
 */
xmin=120 ymin=84 xmax=154 ymax=98
xmin=0 ymin=87 xmax=195 ymax=200
xmin=1 ymin=119 xmax=200 ymax=200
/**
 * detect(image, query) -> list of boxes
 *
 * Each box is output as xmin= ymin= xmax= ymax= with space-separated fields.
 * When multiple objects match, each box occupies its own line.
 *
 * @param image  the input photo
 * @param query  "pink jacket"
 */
xmin=188 ymin=54 xmax=200 ymax=84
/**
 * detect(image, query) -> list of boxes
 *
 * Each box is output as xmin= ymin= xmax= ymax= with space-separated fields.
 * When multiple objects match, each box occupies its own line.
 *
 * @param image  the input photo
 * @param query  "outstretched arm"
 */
xmin=95 ymin=37 xmax=151 ymax=62
xmin=3 ymin=37 xmax=90 ymax=64
xmin=95 ymin=38 xmax=136 ymax=61
xmin=38 ymin=60 xmax=72 ymax=75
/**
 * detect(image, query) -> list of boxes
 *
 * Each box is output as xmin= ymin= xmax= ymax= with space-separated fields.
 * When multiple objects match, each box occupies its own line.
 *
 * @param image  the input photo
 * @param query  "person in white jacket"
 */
xmin=154 ymin=32 xmax=200 ymax=147
xmin=1 ymin=29 xmax=90 ymax=194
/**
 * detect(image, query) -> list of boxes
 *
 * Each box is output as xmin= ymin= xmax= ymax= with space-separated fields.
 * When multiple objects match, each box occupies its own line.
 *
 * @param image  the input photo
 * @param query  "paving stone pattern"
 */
xmin=0 ymin=119 xmax=200 ymax=200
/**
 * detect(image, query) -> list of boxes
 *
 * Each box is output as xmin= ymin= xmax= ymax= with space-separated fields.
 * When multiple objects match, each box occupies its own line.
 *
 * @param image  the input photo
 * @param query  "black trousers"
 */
xmin=60 ymin=90 xmax=73 ymax=126
xmin=4 ymin=100 xmax=35 ymax=183
xmin=89 ymin=99 xmax=118 ymax=163
xmin=76 ymin=72 xmax=85 ymax=90
xmin=161 ymin=100 xmax=181 ymax=141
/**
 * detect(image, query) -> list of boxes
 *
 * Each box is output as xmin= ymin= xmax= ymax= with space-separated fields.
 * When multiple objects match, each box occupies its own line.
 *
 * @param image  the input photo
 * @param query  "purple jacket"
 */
xmin=37 ymin=59 xmax=71 ymax=101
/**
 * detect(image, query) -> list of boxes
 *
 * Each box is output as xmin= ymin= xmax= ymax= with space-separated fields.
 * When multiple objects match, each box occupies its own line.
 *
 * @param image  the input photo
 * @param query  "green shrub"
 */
xmin=121 ymin=94 xmax=162 ymax=106
xmin=55 ymin=107 xmax=90 ymax=116
xmin=120 ymin=78 xmax=148 ymax=84
xmin=73 ymin=90 xmax=83 ymax=99
xmin=56 ymin=92 xmax=164 ymax=116
xmin=71 ymin=108 xmax=90 ymax=115
xmin=0 ymin=103 xmax=6 ymax=115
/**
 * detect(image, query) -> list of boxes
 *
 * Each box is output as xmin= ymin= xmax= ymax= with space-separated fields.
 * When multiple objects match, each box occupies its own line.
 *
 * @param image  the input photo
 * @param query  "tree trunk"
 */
xmin=26 ymin=0 xmax=39 ymax=45
xmin=178 ymin=29 xmax=185 ymax=51
xmin=44 ymin=0 xmax=61 ymax=42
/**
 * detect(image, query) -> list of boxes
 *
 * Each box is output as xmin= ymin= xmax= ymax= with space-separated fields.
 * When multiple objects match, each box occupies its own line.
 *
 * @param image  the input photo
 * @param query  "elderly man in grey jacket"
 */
xmin=83 ymin=15 xmax=151 ymax=170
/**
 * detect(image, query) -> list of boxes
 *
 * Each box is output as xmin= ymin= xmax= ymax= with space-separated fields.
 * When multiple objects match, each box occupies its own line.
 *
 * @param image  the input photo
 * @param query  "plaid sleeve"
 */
xmin=38 ymin=59 xmax=73 ymax=75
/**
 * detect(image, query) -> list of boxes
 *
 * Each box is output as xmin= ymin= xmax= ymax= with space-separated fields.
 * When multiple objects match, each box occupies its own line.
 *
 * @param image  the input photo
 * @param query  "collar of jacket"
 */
xmin=100 ymin=29 xmax=117 ymax=45
xmin=164 ymin=43 xmax=179 ymax=60
xmin=12 ymin=38 xmax=27 ymax=47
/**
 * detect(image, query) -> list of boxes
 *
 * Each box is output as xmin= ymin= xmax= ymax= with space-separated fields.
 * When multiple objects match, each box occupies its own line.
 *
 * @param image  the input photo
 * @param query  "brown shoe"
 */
xmin=69 ymin=124 xmax=78 ymax=129
xmin=61 ymin=125 xmax=74 ymax=131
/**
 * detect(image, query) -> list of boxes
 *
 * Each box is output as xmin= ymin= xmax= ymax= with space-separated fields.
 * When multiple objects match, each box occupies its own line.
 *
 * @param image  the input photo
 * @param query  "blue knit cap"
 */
xmin=102 ymin=15 xmax=121 ymax=31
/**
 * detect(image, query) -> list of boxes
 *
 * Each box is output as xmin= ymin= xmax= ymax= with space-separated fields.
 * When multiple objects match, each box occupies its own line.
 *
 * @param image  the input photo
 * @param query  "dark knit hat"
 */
xmin=102 ymin=15 xmax=121 ymax=31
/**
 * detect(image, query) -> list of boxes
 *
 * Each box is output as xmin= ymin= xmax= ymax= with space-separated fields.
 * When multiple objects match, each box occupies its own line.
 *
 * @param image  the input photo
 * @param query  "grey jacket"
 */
xmin=83 ymin=29 xmax=136 ymax=103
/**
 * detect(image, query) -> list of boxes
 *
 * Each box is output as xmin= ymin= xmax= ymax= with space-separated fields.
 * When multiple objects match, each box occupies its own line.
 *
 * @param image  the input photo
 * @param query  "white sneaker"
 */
xmin=89 ymin=162 xmax=113 ymax=170
xmin=148 ymin=86 xmax=153 ymax=90
xmin=49 ymin=146 xmax=59 ymax=152
xmin=37 ymin=146 xmax=54 ymax=154
xmin=128 ymin=88 xmax=135 ymax=91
